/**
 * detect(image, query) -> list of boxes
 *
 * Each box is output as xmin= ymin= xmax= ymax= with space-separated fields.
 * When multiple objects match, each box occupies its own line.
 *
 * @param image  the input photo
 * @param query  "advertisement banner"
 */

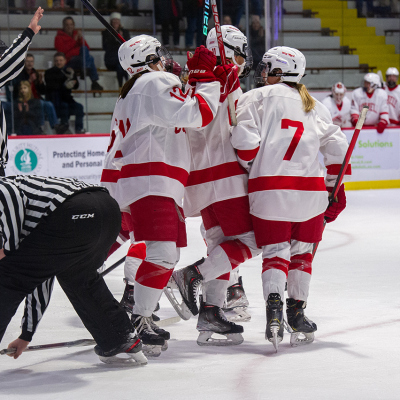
xmin=6 ymin=134 xmax=110 ymax=184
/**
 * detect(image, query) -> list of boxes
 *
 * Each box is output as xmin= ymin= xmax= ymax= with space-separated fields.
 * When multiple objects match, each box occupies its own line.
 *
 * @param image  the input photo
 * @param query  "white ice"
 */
xmin=1 ymin=189 xmax=399 ymax=400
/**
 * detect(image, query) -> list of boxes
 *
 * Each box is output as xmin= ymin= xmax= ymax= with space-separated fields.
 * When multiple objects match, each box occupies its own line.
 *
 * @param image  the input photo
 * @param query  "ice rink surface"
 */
xmin=0 ymin=189 xmax=399 ymax=400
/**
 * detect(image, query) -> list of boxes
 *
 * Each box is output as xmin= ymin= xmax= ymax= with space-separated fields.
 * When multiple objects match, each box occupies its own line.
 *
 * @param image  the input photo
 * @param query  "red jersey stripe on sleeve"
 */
xmin=237 ymin=147 xmax=260 ymax=161
xmin=194 ymin=93 xmax=213 ymax=127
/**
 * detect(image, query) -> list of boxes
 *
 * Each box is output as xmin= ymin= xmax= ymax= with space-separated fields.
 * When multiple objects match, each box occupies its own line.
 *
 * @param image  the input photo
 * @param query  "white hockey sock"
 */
xmin=202 ymin=279 xmax=229 ymax=308
xmin=262 ymin=269 xmax=287 ymax=302
xmin=287 ymin=270 xmax=311 ymax=301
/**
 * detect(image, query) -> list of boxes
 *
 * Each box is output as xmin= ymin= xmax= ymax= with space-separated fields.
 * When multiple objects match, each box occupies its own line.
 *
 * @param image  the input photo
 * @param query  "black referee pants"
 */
xmin=0 ymin=190 xmax=132 ymax=351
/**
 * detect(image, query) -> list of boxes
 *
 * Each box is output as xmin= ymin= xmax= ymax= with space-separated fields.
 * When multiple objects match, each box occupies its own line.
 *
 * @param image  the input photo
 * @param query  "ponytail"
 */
xmin=119 ymin=71 xmax=149 ymax=99
xmin=284 ymin=82 xmax=315 ymax=113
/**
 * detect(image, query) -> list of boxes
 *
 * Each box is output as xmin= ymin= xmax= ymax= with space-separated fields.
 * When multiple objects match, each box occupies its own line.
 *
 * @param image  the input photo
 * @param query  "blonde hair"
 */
xmin=285 ymin=82 xmax=315 ymax=113
xmin=18 ymin=80 xmax=33 ymax=102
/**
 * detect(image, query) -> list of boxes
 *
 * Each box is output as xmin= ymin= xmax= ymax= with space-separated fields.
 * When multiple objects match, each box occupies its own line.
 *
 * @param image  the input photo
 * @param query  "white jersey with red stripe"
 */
xmin=321 ymin=95 xmax=351 ymax=127
xmin=100 ymin=72 xmax=220 ymax=209
xmin=231 ymin=83 xmax=350 ymax=222
xmin=350 ymin=87 xmax=389 ymax=126
xmin=385 ymin=85 xmax=400 ymax=125
xmin=183 ymin=85 xmax=248 ymax=217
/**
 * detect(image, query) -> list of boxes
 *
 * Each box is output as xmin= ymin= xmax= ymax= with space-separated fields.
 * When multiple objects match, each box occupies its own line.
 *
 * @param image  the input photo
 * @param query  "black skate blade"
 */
xmin=98 ymin=351 xmax=148 ymax=365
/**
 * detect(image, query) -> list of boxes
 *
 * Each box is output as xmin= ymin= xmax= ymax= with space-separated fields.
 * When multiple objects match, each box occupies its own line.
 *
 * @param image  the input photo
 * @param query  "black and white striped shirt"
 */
xmin=0 ymin=28 xmax=35 ymax=167
xmin=0 ymin=175 xmax=107 ymax=341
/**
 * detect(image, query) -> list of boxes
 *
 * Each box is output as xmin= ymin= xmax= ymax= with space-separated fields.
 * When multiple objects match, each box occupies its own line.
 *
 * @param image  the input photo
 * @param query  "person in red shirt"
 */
xmin=54 ymin=17 xmax=103 ymax=92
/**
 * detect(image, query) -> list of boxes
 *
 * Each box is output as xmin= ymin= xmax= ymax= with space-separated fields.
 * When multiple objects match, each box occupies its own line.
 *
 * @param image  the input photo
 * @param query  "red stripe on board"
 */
xmin=195 ymin=93 xmax=213 ymax=127
xmin=237 ymin=147 xmax=259 ymax=161
xmin=326 ymin=164 xmax=352 ymax=176
xmin=135 ymin=261 xmax=173 ymax=290
xmin=120 ymin=162 xmax=189 ymax=186
xmin=101 ymin=168 xmax=121 ymax=183
xmin=248 ymin=176 xmax=326 ymax=193
xmin=289 ymin=253 xmax=312 ymax=275
xmin=262 ymin=257 xmax=289 ymax=276
xmin=186 ymin=161 xmax=246 ymax=186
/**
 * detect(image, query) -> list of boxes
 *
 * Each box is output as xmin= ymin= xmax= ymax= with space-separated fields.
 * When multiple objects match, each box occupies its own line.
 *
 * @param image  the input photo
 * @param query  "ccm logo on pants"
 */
xmin=72 ymin=214 xmax=95 ymax=219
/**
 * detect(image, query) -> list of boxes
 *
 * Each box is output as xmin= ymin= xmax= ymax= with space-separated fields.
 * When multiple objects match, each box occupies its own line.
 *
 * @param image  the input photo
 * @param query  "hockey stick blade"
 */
xmin=1 ymin=338 xmax=96 ymax=355
xmin=153 ymin=316 xmax=181 ymax=327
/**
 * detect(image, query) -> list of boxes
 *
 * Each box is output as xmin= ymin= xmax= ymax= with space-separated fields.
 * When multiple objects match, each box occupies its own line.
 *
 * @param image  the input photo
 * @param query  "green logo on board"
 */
xmin=15 ymin=148 xmax=38 ymax=172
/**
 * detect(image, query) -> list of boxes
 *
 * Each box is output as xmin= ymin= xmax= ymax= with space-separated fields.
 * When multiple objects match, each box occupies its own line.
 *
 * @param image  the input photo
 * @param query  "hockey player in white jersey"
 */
xmin=165 ymin=25 xmax=261 ymax=346
xmin=321 ymin=82 xmax=351 ymax=127
xmin=385 ymin=67 xmax=400 ymax=125
xmin=351 ymin=72 xmax=389 ymax=133
xmin=230 ymin=47 xmax=351 ymax=351
xmin=101 ymin=35 xmax=220 ymax=356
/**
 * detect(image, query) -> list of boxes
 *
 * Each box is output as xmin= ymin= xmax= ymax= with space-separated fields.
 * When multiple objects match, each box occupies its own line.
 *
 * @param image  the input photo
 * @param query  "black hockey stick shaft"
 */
xmin=312 ymin=106 xmax=369 ymax=258
xmin=1 ymin=339 xmax=96 ymax=355
xmin=79 ymin=0 xmax=126 ymax=44
xmin=99 ymin=255 xmax=126 ymax=277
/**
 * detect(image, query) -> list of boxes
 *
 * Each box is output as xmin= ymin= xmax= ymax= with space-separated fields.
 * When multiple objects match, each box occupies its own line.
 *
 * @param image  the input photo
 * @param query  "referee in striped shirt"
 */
xmin=0 ymin=175 xmax=142 ymax=362
xmin=0 ymin=7 xmax=44 ymax=176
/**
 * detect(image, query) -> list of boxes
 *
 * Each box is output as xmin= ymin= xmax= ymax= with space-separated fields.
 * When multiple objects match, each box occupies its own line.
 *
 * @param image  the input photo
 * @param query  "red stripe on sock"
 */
xmin=289 ymin=253 xmax=312 ymax=275
xmin=127 ymin=242 xmax=147 ymax=260
xmin=135 ymin=261 xmax=173 ymax=290
xmin=262 ymin=257 xmax=289 ymax=277
xmin=216 ymin=272 xmax=230 ymax=281
xmin=220 ymin=239 xmax=252 ymax=270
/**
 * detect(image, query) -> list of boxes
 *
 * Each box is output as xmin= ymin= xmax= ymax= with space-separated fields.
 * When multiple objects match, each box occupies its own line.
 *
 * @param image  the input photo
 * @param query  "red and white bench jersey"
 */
xmin=351 ymin=87 xmax=389 ymax=126
xmin=183 ymin=85 xmax=248 ymax=217
xmin=385 ymin=85 xmax=400 ymax=125
xmin=321 ymin=95 xmax=351 ymax=127
xmin=231 ymin=83 xmax=350 ymax=222
xmin=101 ymin=72 xmax=220 ymax=209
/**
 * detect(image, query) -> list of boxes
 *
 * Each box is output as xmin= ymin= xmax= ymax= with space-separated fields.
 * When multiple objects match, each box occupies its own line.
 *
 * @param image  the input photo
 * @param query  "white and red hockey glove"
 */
xmin=187 ymin=45 xmax=217 ymax=86
xmin=213 ymin=64 xmax=240 ymax=103
xmin=325 ymin=184 xmax=346 ymax=223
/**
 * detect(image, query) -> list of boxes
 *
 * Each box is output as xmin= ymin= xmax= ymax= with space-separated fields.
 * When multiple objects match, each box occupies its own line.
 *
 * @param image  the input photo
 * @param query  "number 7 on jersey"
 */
xmin=281 ymin=119 xmax=304 ymax=161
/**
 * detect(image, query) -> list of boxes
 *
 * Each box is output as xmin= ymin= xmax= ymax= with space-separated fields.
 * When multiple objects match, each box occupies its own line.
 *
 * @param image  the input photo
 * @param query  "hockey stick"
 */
xmin=99 ymin=255 xmax=126 ymax=278
xmin=210 ymin=0 xmax=238 ymax=126
xmin=202 ymin=0 xmax=210 ymax=45
xmin=1 ymin=339 xmax=96 ymax=355
xmin=312 ymin=105 xmax=369 ymax=258
xmin=79 ymin=0 xmax=126 ymax=44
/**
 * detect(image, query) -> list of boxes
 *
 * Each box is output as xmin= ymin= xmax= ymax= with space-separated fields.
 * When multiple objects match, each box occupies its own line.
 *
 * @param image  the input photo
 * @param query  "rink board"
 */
xmin=5 ymin=128 xmax=400 ymax=189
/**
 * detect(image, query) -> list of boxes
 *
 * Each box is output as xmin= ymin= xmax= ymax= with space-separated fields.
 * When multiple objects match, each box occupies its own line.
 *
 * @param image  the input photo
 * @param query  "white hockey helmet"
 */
xmin=386 ymin=67 xmax=399 ymax=76
xmin=331 ymin=82 xmax=346 ymax=104
xmin=206 ymin=25 xmax=252 ymax=77
xmin=118 ymin=35 xmax=173 ymax=77
xmin=254 ymin=46 xmax=306 ymax=86
xmin=363 ymin=72 xmax=381 ymax=92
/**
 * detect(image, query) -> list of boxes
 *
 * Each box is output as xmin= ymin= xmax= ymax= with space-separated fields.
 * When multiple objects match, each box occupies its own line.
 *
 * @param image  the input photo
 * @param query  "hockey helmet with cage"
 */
xmin=386 ymin=67 xmax=399 ymax=77
xmin=363 ymin=72 xmax=381 ymax=92
xmin=331 ymin=82 xmax=346 ymax=104
xmin=206 ymin=25 xmax=252 ymax=78
xmin=385 ymin=67 xmax=399 ymax=88
xmin=254 ymin=46 xmax=306 ymax=86
xmin=118 ymin=35 xmax=173 ymax=77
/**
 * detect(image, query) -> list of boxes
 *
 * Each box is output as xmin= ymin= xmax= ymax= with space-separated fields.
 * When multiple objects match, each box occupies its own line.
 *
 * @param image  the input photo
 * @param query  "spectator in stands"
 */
xmin=249 ymin=15 xmax=265 ymax=70
xmin=102 ymin=12 xmax=130 ymax=89
xmin=119 ymin=0 xmax=139 ymax=16
xmin=356 ymin=0 xmax=374 ymax=18
xmin=11 ymin=54 xmax=60 ymax=133
xmin=322 ymin=82 xmax=351 ymax=127
xmin=385 ymin=67 xmax=400 ymax=125
xmin=223 ymin=0 xmax=263 ymax=27
xmin=351 ymin=72 xmax=389 ymax=134
xmin=14 ymin=81 xmax=43 ymax=136
xmin=55 ymin=17 xmax=103 ymax=92
xmin=223 ymin=15 xmax=233 ymax=25
xmin=45 ymin=52 xmax=85 ymax=134
xmin=155 ymin=0 xmax=181 ymax=50
xmin=183 ymin=0 xmax=204 ymax=50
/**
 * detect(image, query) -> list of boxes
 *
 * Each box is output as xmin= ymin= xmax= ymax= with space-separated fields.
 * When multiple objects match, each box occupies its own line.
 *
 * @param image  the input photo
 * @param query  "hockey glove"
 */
xmin=376 ymin=121 xmax=387 ymax=134
xmin=350 ymin=115 xmax=358 ymax=127
xmin=213 ymin=64 xmax=240 ymax=103
xmin=325 ymin=184 xmax=346 ymax=223
xmin=187 ymin=45 xmax=217 ymax=85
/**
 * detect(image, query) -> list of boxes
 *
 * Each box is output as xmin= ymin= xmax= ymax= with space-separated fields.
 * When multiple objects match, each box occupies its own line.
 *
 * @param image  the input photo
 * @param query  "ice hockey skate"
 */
xmin=265 ymin=293 xmax=284 ymax=352
xmin=132 ymin=314 xmax=169 ymax=357
xmin=196 ymin=296 xmax=244 ymax=346
xmin=223 ymin=276 xmax=251 ymax=322
xmin=94 ymin=333 xmax=148 ymax=365
xmin=164 ymin=258 xmax=204 ymax=320
xmin=286 ymin=298 xmax=317 ymax=346
xmin=120 ymin=281 xmax=160 ymax=321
